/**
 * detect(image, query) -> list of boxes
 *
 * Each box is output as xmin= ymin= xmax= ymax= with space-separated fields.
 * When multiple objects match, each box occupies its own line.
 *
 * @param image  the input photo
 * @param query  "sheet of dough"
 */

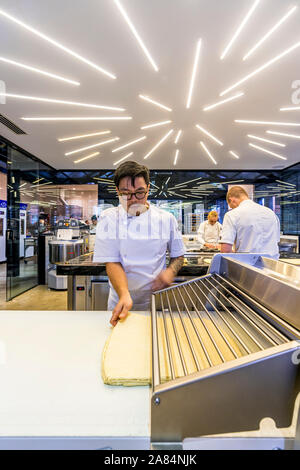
xmin=102 ymin=311 xmax=245 ymax=386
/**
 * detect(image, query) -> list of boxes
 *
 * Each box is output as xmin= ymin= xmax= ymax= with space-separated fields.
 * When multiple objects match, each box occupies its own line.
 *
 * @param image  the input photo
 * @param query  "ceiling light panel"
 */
xmin=58 ymin=131 xmax=111 ymax=142
xmin=243 ymin=6 xmax=298 ymax=61
xmin=113 ymin=152 xmax=134 ymax=166
xmin=113 ymin=0 xmax=158 ymax=71
xmin=196 ymin=124 xmax=224 ymax=146
xmin=247 ymin=134 xmax=286 ymax=147
xmin=65 ymin=137 xmax=120 ymax=156
xmin=174 ymin=130 xmax=182 ymax=144
xmin=139 ymin=94 xmax=172 ymax=112
xmin=144 ymin=129 xmax=174 ymax=160
xmin=235 ymin=120 xmax=300 ymax=126
xmin=280 ymin=106 xmax=300 ymax=111
xmin=74 ymin=152 xmax=100 ymax=164
xmin=220 ymin=0 xmax=261 ymax=60
xmin=203 ymin=92 xmax=244 ymax=111
xmin=22 ymin=117 xmax=132 ymax=121
xmin=229 ymin=151 xmax=240 ymax=159
xmin=249 ymin=143 xmax=287 ymax=160
xmin=0 ymin=8 xmax=116 ymax=78
xmin=200 ymin=141 xmax=217 ymax=165
xmin=140 ymin=120 xmax=171 ymax=130
xmin=186 ymin=39 xmax=202 ymax=109
xmin=174 ymin=149 xmax=179 ymax=166
xmin=112 ymin=136 xmax=146 ymax=152
xmin=266 ymin=130 xmax=300 ymax=139
xmin=0 ymin=57 xmax=80 ymax=86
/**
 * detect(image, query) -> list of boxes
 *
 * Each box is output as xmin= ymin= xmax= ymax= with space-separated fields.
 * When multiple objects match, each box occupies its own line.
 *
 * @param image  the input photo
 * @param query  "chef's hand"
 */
xmin=152 ymin=268 xmax=174 ymax=292
xmin=110 ymin=292 xmax=133 ymax=327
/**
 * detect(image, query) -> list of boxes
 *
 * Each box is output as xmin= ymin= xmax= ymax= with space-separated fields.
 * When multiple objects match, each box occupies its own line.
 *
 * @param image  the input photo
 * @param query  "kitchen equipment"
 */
xmin=150 ymin=253 xmax=300 ymax=449
xmin=49 ymin=240 xmax=83 ymax=264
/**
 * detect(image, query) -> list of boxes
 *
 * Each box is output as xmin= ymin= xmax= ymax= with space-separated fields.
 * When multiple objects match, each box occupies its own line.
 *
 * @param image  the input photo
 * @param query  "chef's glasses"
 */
xmin=118 ymin=189 xmax=148 ymax=200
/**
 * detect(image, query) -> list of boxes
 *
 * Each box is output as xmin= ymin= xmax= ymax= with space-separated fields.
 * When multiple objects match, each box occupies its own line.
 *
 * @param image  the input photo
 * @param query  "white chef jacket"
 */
xmin=197 ymin=220 xmax=222 ymax=246
xmin=221 ymin=199 xmax=280 ymax=258
xmin=93 ymin=204 xmax=185 ymax=310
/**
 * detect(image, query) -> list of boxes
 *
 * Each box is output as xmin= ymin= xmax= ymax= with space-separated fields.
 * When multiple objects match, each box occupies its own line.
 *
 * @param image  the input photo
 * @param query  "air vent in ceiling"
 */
xmin=0 ymin=114 xmax=27 ymax=135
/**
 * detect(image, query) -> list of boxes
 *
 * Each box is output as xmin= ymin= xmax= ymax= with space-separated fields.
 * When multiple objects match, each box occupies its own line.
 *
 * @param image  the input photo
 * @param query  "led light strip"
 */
xmin=144 ymin=129 xmax=174 ymax=160
xmin=139 ymin=94 xmax=172 ymax=112
xmin=65 ymin=137 xmax=120 ymax=156
xmin=229 ymin=150 xmax=240 ymax=159
xmin=243 ymin=6 xmax=297 ymax=61
xmin=220 ymin=41 xmax=300 ymax=96
xmin=0 ymin=57 xmax=80 ymax=86
xmin=222 ymin=179 xmax=245 ymax=184
xmin=280 ymin=106 xmax=300 ymax=111
xmin=235 ymin=120 xmax=300 ymax=126
xmin=169 ymin=191 xmax=188 ymax=199
xmin=22 ymin=117 xmax=132 ymax=121
xmin=174 ymin=130 xmax=182 ymax=144
xmin=140 ymin=120 xmax=171 ymax=130
xmin=169 ymin=177 xmax=205 ymax=190
xmin=113 ymin=152 xmax=134 ymax=166
xmin=249 ymin=143 xmax=287 ymax=160
xmin=113 ymin=0 xmax=158 ymax=72
xmin=247 ymin=134 xmax=286 ymax=147
xmin=200 ymin=141 xmax=217 ymax=165
xmin=58 ymin=131 xmax=111 ymax=142
xmin=220 ymin=0 xmax=261 ymax=60
xmin=74 ymin=152 xmax=100 ymax=164
xmin=203 ymin=92 xmax=244 ymax=111
xmin=195 ymin=124 xmax=224 ymax=146
xmin=275 ymin=180 xmax=296 ymax=187
xmin=112 ymin=136 xmax=146 ymax=152
xmin=0 ymin=93 xmax=125 ymax=111
xmin=174 ymin=149 xmax=179 ymax=166
xmin=267 ymin=130 xmax=300 ymax=139
xmin=0 ymin=8 xmax=116 ymax=79
xmin=186 ymin=39 xmax=202 ymax=109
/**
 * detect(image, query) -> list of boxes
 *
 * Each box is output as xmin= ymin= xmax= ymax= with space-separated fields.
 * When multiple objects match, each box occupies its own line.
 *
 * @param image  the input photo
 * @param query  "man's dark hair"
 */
xmin=114 ymin=160 xmax=150 ymax=188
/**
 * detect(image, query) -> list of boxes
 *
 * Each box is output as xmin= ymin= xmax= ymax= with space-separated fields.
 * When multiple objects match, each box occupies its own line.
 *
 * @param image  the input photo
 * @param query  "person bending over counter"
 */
xmin=220 ymin=186 xmax=280 ymax=259
xmin=93 ymin=161 xmax=185 ymax=326
xmin=197 ymin=210 xmax=222 ymax=249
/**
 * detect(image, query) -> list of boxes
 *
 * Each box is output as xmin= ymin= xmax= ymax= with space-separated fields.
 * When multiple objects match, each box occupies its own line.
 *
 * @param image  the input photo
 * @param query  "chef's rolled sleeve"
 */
xmin=168 ymin=215 xmax=185 ymax=258
xmin=220 ymin=213 xmax=236 ymax=245
xmin=93 ymin=211 xmax=121 ymax=263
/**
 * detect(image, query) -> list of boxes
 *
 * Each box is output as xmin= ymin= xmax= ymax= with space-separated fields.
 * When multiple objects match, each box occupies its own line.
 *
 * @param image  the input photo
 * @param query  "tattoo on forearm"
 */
xmin=168 ymin=256 xmax=184 ymax=275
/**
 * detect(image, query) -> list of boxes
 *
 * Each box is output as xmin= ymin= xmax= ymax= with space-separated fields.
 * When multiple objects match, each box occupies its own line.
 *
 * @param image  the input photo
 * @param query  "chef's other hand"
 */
xmin=152 ymin=268 xmax=174 ymax=292
xmin=110 ymin=292 xmax=133 ymax=327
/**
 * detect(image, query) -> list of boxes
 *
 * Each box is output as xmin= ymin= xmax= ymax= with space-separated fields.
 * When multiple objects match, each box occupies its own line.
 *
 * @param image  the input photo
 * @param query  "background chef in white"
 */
xmin=197 ymin=210 xmax=222 ymax=249
xmin=220 ymin=186 xmax=280 ymax=258
xmin=93 ymin=161 xmax=185 ymax=326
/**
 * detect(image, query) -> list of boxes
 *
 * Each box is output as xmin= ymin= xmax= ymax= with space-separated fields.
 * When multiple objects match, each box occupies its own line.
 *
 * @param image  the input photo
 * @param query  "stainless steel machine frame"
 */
xmin=150 ymin=254 xmax=300 ymax=449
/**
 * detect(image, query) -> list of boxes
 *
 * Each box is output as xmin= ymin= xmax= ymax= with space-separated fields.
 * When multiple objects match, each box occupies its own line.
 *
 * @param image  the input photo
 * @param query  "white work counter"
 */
xmin=0 ymin=310 xmax=150 ymax=450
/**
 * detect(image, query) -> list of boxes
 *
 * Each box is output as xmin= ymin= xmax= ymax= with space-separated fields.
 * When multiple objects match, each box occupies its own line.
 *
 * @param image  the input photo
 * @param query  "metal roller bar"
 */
xmin=171 ymin=289 xmax=201 ymax=372
xmin=160 ymin=293 xmax=176 ymax=381
xmin=165 ymin=291 xmax=188 ymax=376
xmin=176 ymin=287 xmax=214 ymax=367
xmin=215 ymin=273 xmax=294 ymax=342
xmin=203 ymin=276 xmax=279 ymax=347
xmin=195 ymin=280 xmax=266 ymax=351
xmin=182 ymin=284 xmax=237 ymax=360
xmin=151 ymin=294 xmax=161 ymax=387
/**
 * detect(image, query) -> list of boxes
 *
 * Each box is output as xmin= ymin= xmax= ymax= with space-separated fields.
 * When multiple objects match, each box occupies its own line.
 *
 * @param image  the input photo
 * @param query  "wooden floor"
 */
xmin=0 ymin=285 xmax=67 ymax=311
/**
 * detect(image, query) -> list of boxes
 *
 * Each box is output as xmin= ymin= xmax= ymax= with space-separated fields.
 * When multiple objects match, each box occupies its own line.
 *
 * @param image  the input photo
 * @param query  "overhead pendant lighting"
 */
xmin=0 ymin=57 xmax=80 ymax=85
xmin=220 ymin=0 xmax=261 ymax=60
xmin=0 ymin=93 xmax=125 ymax=111
xmin=203 ymin=92 xmax=244 ymax=111
xmin=249 ymin=143 xmax=287 ymax=160
xmin=220 ymin=41 xmax=300 ymax=96
xmin=140 ymin=120 xmax=171 ymax=130
xmin=113 ymin=152 xmax=134 ymax=166
xmin=74 ymin=152 xmax=100 ymax=164
xmin=113 ymin=0 xmax=158 ymax=72
xmin=144 ymin=129 xmax=174 ymax=160
xmin=174 ymin=149 xmax=179 ymax=166
xmin=229 ymin=151 xmax=240 ymax=159
xmin=243 ymin=6 xmax=297 ymax=61
xmin=247 ymin=134 xmax=286 ymax=147
xmin=58 ymin=131 xmax=111 ymax=142
xmin=139 ymin=94 xmax=172 ymax=112
xmin=22 ymin=117 xmax=132 ymax=121
xmin=235 ymin=120 xmax=300 ymax=126
xmin=200 ymin=141 xmax=217 ymax=165
xmin=195 ymin=124 xmax=224 ymax=146
xmin=0 ymin=8 xmax=116 ymax=79
xmin=112 ymin=136 xmax=146 ymax=152
xmin=65 ymin=137 xmax=120 ymax=156
xmin=186 ymin=39 xmax=202 ymax=109
xmin=266 ymin=130 xmax=300 ymax=139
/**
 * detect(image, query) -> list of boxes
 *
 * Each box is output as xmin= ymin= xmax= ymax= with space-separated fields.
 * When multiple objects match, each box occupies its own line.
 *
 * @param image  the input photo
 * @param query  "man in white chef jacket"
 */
xmin=220 ymin=186 xmax=280 ymax=258
xmin=93 ymin=161 xmax=185 ymax=326
xmin=197 ymin=210 xmax=222 ymax=249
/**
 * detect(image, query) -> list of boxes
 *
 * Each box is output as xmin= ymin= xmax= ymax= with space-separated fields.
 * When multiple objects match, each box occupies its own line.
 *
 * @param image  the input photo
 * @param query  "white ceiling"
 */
xmin=0 ymin=0 xmax=300 ymax=170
